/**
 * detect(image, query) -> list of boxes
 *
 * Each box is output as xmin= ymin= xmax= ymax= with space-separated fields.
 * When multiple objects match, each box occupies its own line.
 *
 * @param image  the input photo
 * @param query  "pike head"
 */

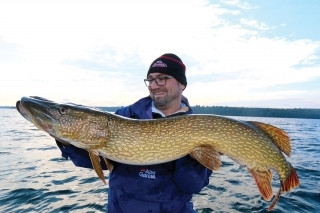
xmin=16 ymin=96 xmax=110 ymax=150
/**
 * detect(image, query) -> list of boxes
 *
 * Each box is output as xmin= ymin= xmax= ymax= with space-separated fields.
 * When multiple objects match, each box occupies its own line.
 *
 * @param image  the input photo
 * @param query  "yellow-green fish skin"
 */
xmin=16 ymin=96 xmax=300 ymax=211
xmin=100 ymin=115 xmax=290 ymax=181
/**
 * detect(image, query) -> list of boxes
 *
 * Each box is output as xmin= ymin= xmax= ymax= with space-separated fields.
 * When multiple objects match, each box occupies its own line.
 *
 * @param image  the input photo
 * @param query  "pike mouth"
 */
xmin=16 ymin=101 xmax=32 ymax=123
xmin=31 ymin=107 xmax=55 ymax=133
xmin=19 ymin=98 xmax=55 ymax=133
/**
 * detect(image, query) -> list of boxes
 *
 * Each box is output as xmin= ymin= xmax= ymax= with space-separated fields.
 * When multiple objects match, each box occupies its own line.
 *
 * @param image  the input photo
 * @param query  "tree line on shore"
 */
xmin=191 ymin=105 xmax=320 ymax=119
xmin=99 ymin=105 xmax=320 ymax=119
xmin=4 ymin=105 xmax=320 ymax=119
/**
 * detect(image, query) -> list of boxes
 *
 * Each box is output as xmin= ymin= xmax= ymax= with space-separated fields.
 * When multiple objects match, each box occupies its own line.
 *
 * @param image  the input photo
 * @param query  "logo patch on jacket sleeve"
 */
xmin=139 ymin=168 xmax=156 ymax=179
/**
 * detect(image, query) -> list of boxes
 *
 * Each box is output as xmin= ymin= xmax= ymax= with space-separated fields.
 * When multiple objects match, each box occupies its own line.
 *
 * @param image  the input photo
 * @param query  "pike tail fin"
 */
xmin=268 ymin=185 xmax=282 ymax=211
xmin=268 ymin=165 xmax=300 ymax=211
xmin=281 ymin=164 xmax=300 ymax=192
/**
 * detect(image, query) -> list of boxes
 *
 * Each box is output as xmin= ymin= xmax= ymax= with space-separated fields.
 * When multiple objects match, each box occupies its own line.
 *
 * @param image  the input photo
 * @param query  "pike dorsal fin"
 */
xmin=190 ymin=145 xmax=221 ymax=171
xmin=89 ymin=150 xmax=106 ymax=184
xmin=248 ymin=121 xmax=291 ymax=156
xmin=248 ymin=167 xmax=273 ymax=201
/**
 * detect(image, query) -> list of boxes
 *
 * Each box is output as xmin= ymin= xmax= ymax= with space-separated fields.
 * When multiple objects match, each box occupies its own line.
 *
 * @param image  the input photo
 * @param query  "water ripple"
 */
xmin=1 ymin=111 xmax=319 ymax=212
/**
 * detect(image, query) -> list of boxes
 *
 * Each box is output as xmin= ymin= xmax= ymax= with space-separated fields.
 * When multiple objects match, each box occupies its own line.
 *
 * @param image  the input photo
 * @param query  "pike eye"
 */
xmin=59 ymin=107 xmax=68 ymax=115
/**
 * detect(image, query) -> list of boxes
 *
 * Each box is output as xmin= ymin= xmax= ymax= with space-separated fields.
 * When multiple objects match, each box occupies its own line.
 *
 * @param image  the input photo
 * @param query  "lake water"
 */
xmin=0 ymin=109 xmax=319 ymax=213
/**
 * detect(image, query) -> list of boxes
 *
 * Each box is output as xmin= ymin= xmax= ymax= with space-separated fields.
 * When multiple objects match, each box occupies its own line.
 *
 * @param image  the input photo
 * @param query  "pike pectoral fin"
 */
xmin=103 ymin=157 xmax=114 ymax=173
xmin=190 ymin=145 xmax=221 ymax=171
xmin=88 ymin=150 xmax=106 ymax=184
xmin=248 ymin=168 xmax=273 ymax=201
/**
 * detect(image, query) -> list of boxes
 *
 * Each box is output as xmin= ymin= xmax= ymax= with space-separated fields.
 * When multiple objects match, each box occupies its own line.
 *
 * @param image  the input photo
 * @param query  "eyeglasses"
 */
xmin=144 ymin=76 xmax=173 ymax=87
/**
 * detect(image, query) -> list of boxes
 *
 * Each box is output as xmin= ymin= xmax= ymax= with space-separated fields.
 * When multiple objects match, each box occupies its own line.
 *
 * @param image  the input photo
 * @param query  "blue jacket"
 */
xmin=57 ymin=96 xmax=212 ymax=213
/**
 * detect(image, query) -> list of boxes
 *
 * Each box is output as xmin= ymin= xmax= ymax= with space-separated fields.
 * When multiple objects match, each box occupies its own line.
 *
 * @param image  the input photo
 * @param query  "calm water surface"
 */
xmin=0 ymin=109 xmax=319 ymax=213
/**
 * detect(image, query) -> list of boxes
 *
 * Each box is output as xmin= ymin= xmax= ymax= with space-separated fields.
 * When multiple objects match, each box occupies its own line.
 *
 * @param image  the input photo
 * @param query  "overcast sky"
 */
xmin=1 ymin=0 xmax=320 ymax=108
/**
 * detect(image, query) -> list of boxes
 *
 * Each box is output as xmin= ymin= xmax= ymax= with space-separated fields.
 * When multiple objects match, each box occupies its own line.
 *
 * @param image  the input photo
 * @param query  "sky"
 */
xmin=1 ymin=0 xmax=320 ymax=108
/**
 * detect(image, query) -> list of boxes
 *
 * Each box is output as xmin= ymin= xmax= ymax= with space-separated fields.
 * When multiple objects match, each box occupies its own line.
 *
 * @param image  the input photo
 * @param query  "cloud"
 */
xmin=0 ymin=0 xmax=319 ymax=108
xmin=220 ymin=0 xmax=257 ymax=10
xmin=240 ymin=18 xmax=271 ymax=30
xmin=0 ymin=37 xmax=22 ymax=61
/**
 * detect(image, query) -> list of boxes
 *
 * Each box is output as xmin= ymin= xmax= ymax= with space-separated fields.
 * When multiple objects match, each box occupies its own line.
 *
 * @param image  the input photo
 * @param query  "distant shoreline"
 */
xmin=5 ymin=106 xmax=320 ymax=119
xmin=191 ymin=105 xmax=320 ymax=119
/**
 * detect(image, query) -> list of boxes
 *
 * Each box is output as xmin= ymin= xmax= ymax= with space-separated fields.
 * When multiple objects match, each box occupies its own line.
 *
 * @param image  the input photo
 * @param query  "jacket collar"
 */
xmin=130 ymin=96 xmax=193 ymax=119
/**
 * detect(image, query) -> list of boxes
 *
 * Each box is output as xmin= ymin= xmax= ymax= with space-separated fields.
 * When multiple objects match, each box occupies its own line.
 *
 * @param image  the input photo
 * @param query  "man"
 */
xmin=56 ymin=53 xmax=212 ymax=213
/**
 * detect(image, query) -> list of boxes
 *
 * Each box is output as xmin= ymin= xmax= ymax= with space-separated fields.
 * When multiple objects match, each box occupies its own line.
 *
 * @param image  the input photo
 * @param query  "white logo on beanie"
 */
xmin=152 ymin=60 xmax=167 ymax=68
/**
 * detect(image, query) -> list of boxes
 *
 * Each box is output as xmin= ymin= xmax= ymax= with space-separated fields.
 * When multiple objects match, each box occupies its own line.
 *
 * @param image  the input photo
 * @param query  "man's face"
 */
xmin=147 ymin=72 xmax=185 ymax=110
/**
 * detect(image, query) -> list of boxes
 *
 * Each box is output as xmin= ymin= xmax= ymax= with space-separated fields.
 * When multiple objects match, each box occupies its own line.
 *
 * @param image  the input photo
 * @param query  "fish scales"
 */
xmin=16 ymin=96 xmax=299 ymax=211
xmin=100 ymin=115 xmax=285 ymax=178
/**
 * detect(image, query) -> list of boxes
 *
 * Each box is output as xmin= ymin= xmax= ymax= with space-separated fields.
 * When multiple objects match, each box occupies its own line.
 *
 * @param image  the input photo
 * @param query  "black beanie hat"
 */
xmin=147 ymin=53 xmax=187 ymax=87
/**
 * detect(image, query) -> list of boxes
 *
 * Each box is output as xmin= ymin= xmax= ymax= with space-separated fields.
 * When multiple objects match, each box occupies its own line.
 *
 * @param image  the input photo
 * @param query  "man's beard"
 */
xmin=153 ymin=95 xmax=168 ymax=108
xmin=151 ymin=89 xmax=179 ymax=109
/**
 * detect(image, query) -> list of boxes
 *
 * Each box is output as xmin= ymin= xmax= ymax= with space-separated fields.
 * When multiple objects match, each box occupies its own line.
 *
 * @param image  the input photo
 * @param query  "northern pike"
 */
xmin=16 ymin=96 xmax=300 ymax=211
